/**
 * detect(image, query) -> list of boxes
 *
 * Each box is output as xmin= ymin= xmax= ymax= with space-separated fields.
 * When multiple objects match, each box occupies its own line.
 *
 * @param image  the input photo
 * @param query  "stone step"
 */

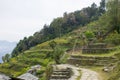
xmin=54 ymin=70 xmax=70 ymax=72
xmin=52 ymin=72 xmax=69 ymax=75
xmin=50 ymin=75 xmax=70 ymax=79
xmin=50 ymin=69 xmax=71 ymax=80
xmin=50 ymin=79 xmax=68 ymax=80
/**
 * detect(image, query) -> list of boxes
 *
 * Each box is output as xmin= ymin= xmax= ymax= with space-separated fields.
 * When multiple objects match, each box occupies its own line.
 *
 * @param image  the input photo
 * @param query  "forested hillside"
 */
xmin=1 ymin=0 xmax=120 ymax=80
xmin=12 ymin=1 xmax=105 ymax=57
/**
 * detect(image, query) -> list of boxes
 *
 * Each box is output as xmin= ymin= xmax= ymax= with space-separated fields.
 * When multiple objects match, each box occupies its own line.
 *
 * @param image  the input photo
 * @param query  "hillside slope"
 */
xmin=0 ymin=23 xmax=120 ymax=80
xmin=0 ymin=0 xmax=120 ymax=79
xmin=11 ymin=2 xmax=105 ymax=57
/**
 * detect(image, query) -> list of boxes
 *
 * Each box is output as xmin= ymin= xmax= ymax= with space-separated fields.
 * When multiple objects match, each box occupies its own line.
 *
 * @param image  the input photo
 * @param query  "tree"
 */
xmin=106 ymin=0 xmax=120 ymax=33
xmin=52 ymin=45 xmax=64 ymax=64
xmin=91 ymin=3 xmax=97 ymax=9
xmin=11 ymin=2 xmax=102 ymax=57
xmin=50 ymin=17 xmax=64 ymax=38
xmin=5 ymin=54 xmax=11 ymax=62
xmin=2 ymin=53 xmax=11 ymax=62
xmin=99 ymin=0 xmax=106 ymax=15
xmin=49 ymin=41 xmax=56 ymax=49
xmin=2 ymin=56 xmax=5 ymax=63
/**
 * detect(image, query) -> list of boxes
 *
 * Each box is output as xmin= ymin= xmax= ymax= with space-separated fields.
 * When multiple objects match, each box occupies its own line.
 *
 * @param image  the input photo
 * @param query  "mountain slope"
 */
xmin=0 ymin=19 xmax=120 ymax=80
xmin=12 ymin=2 xmax=105 ymax=57
xmin=1 ymin=0 xmax=120 ymax=79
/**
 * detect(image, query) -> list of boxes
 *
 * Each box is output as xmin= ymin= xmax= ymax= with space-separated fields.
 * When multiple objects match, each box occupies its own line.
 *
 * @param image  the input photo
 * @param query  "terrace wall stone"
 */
xmin=82 ymin=43 xmax=113 ymax=54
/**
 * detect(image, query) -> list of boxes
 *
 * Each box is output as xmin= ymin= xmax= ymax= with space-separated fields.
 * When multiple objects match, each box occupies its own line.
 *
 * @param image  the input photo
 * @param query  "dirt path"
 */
xmin=57 ymin=64 xmax=101 ymax=80
xmin=80 ymin=68 xmax=100 ymax=80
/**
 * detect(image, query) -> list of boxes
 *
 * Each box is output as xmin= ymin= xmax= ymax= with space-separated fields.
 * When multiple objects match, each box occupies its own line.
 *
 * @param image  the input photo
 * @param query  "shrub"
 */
xmin=84 ymin=30 xmax=95 ymax=39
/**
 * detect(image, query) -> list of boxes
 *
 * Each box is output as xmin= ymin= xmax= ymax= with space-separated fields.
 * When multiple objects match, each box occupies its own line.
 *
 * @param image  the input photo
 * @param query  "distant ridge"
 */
xmin=0 ymin=40 xmax=17 ymax=63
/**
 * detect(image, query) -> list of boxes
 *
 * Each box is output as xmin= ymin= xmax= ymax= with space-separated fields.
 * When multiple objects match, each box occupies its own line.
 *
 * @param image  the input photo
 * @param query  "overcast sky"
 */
xmin=0 ymin=0 xmax=101 ymax=42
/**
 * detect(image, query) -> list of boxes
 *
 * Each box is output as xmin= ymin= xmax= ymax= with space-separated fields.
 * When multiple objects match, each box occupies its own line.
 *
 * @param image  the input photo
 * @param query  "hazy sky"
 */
xmin=0 ymin=0 xmax=101 ymax=42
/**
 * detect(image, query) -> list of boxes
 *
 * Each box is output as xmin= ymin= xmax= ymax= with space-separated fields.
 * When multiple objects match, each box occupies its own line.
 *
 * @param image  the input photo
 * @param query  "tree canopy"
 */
xmin=106 ymin=0 xmax=120 ymax=33
xmin=11 ymin=1 xmax=105 ymax=57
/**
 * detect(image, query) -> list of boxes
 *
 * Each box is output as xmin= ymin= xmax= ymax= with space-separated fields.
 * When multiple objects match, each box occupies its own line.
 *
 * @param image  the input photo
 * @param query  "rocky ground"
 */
xmin=80 ymin=68 xmax=100 ymax=80
xmin=57 ymin=64 xmax=101 ymax=80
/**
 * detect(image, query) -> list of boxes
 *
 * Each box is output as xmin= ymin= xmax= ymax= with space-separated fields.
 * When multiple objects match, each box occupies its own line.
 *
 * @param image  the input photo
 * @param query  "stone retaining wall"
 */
xmin=67 ymin=56 xmax=117 ymax=66
xmin=82 ymin=43 xmax=113 ymax=54
xmin=82 ymin=48 xmax=113 ymax=54
xmin=50 ymin=68 xmax=71 ymax=80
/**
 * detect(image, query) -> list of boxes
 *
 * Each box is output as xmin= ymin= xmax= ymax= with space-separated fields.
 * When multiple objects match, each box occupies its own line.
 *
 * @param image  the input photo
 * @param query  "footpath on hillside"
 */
xmin=57 ymin=64 xmax=101 ymax=80
xmin=80 ymin=68 xmax=100 ymax=80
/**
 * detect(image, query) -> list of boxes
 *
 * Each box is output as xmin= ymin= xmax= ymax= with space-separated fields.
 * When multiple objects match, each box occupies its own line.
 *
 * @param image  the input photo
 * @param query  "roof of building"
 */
xmin=18 ymin=73 xmax=39 ymax=80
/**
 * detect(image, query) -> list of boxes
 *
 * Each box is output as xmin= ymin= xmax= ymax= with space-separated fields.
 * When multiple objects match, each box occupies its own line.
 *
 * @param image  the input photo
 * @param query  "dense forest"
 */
xmin=12 ymin=0 xmax=105 ymax=57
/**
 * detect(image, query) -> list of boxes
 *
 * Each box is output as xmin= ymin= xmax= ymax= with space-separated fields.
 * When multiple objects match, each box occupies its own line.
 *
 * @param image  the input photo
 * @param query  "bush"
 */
xmin=84 ymin=30 xmax=95 ymax=39
xmin=105 ymin=32 xmax=120 ymax=45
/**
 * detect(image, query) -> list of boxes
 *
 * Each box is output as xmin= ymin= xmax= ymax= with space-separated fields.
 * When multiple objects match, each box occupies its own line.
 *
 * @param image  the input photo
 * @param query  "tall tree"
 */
xmin=99 ymin=0 xmax=106 ymax=14
xmin=107 ymin=0 xmax=120 ymax=33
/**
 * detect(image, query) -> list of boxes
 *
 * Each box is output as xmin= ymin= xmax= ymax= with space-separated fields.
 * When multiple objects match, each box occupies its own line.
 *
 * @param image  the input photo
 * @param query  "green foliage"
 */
xmin=0 ymin=50 xmax=54 ymax=77
xmin=106 ymin=0 xmax=120 ymax=33
xmin=12 ymin=2 xmax=102 ymax=57
xmin=108 ymin=49 xmax=120 ymax=80
xmin=49 ymin=40 xmax=57 ymax=49
xmin=99 ymin=0 xmax=106 ymax=14
xmin=105 ymin=31 xmax=120 ymax=45
xmin=2 ymin=0 xmax=120 ymax=79
xmin=52 ymin=45 xmax=64 ymax=64
xmin=45 ymin=65 xmax=53 ymax=80
xmin=60 ymin=53 xmax=70 ymax=64
xmin=2 ymin=56 xmax=5 ymax=63
xmin=84 ymin=30 xmax=95 ymax=39
xmin=2 ymin=53 xmax=11 ymax=63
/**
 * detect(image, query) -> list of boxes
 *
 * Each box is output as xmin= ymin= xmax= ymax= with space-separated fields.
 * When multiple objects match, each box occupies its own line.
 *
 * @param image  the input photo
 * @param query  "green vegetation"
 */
xmin=106 ymin=0 xmax=120 ymax=33
xmin=84 ymin=30 xmax=95 ymax=39
xmin=1 ymin=0 xmax=120 ymax=80
xmin=0 ymin=51 xmax=54 ymax=77
xmin=0 ymin=37 xmax=70 ymax=77
xmin=12 ymin=1 xmax=105 ymax=57
xmin=2 ymin=53 xmax=11 ymax=63
xmin=52 ymin=45 xmax=64 ymax=64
